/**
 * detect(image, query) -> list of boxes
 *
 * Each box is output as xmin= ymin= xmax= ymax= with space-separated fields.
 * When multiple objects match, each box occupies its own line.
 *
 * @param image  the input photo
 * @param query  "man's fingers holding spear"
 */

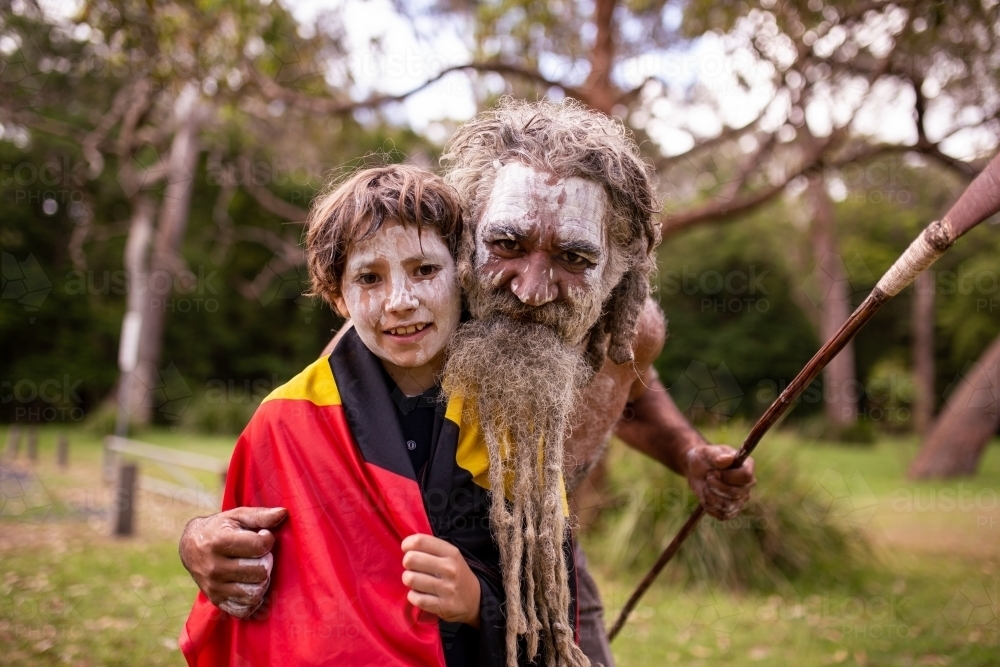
xmin=684 ymin=444 xmax=756 ymax=520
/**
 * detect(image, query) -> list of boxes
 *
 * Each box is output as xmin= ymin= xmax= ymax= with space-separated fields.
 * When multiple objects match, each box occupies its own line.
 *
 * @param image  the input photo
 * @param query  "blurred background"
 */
xmin=1 ymin=0 xmax=998 ymax=665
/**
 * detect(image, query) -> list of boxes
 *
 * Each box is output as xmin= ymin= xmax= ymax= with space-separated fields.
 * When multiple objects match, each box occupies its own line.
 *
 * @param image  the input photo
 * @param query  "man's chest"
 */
xmin=563 ymin=363 xmax=637 ymax=490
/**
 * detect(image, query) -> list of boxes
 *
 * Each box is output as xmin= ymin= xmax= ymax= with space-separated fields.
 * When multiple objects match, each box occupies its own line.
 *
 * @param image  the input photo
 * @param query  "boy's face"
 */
xmin=335 ymin=220 xmax=461 ymax=370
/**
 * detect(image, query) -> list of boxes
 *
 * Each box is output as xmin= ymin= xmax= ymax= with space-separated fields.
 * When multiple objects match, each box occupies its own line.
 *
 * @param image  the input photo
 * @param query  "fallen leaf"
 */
xmin=824 ymin=649 xmax=848 ymax=664
xmin=689 ymin=645 xmax=712 ymax=658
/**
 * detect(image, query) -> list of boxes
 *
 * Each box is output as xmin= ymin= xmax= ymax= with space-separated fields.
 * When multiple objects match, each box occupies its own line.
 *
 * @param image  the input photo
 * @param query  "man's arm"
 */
xmin=179 ymin=321 xmax=354 ymax=612
xmin=615 ymin=370 xmax=755 ymax=520
xmin=613 ymin=298 xmax=756 ymax=521
xmin=615 ymin=367 xmax=705 ymax=475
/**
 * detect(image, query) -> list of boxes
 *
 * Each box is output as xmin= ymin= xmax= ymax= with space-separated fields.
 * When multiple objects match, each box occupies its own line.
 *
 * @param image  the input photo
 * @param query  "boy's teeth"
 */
xmin=390 ymin=323 xmax=427 ymax=335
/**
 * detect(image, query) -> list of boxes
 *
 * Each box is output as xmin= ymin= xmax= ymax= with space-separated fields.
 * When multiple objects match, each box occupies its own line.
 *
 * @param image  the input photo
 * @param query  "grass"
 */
xmin=1 ymin=424 xmax=998 ymax=666
xmin=589 ymin=424 xmax=1000 ymax=666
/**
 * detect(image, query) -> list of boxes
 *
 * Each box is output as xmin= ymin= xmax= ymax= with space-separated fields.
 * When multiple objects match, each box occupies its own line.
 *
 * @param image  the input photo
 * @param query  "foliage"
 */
xmin=652 ymin=158 xmax=1000 ymax=428
xmin=0 ymin=0 xmax=435 ymax=424
xmin=586 ymin=437 xmax=871 ymax=591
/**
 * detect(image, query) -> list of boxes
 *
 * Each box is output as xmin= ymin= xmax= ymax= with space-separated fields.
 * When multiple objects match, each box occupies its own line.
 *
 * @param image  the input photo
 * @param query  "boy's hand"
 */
xmin=401 ymin=533 xmax=482 ymax=628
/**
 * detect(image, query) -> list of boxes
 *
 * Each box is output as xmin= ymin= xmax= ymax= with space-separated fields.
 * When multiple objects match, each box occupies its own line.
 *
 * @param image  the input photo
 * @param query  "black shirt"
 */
xmin=380 ymin=367 xmax=441 ymax=478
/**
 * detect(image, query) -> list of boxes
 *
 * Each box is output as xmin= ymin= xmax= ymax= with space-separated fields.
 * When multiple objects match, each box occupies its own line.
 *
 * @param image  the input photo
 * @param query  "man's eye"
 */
xmin=561 ymin=252 xmax=592 ymax=269
xmin=416 ymin=264 xmax=439 ymax=277
xmin=494 ymin=239 xmax=520 ymax=253
xmin=358 ymin=273 xmax=379 ymax=285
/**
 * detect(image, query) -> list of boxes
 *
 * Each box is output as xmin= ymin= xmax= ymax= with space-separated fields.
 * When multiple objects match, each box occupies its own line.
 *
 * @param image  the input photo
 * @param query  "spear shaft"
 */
xmin=608 ymin=151 xmax=1000 ymax=642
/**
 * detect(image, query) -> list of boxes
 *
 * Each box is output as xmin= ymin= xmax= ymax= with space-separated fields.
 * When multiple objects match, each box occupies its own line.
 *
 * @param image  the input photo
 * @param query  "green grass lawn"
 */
xmin=1 ymin=424 xmax=997 ymax=666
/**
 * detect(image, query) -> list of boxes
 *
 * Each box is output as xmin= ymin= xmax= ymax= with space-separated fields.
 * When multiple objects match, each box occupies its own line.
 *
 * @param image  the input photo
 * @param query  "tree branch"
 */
xmin=237 ymin=159 xmax=311 ymax=222
xmin=662 ymin=136 xmax=834 ymax=235
xmin=249 ymin=60 xmax=582 ymax=116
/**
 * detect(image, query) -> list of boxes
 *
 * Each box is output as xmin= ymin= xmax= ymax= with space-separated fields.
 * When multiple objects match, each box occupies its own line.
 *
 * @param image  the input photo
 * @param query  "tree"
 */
xmin=0 ymin=0 xmax=420 ymax=425
xmin=909 ymin=334 xmax=1000 ymax=478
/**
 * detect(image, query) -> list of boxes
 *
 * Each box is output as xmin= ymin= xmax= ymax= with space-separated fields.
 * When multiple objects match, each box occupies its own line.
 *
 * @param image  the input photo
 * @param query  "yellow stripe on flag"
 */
xmin=262 ymin=357 xmax=341 ymax=407
xmin=447 ymin=394 xmax=568 ymax=516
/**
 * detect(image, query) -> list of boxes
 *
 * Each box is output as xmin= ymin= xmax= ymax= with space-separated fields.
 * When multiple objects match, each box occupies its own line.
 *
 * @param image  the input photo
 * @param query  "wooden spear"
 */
xmin=608 ymin=151 xmax=1000 ymax=642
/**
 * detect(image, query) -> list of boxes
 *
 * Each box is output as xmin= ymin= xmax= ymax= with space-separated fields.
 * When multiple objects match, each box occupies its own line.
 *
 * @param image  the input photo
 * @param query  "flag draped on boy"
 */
xmin=180 ymin=329 xmax=576 ymax=666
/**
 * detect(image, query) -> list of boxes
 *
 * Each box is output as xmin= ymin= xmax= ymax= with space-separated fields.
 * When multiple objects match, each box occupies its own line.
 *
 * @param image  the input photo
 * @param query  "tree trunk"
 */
xmin=581 ymin=0 xmax=618 ymax=115
xmin=116 ymin=194 xmax=155 ymax=422
xmin=911 ymin=270 xmax=935 ymax=433
xmin=808 ymin=175 xmax=858 ymax=428
xmin=908 ymin=332 xmax=1000 ymax=478
xmin=123 ymin=86 xmax=206 ymax=425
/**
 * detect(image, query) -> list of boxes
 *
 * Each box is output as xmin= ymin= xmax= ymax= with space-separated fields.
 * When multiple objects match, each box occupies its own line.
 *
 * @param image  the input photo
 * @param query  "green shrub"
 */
xmin=583 ymin=437 xmax=872 ymax=591
xmin=180 ymin=392 xmax=259 ymax=435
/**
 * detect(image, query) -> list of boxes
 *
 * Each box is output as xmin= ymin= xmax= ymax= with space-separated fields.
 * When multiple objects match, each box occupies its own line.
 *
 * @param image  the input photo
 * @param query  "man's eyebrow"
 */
xmin=484 ymin=223 xmax=526 ymax=240
xmin=557 ymin=239 xmax=602 ymax=257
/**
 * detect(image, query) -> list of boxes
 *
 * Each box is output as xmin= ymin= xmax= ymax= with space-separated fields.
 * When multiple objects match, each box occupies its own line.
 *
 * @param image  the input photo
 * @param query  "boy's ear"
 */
xmin=332 ymin=296 xmax=350 ymax=319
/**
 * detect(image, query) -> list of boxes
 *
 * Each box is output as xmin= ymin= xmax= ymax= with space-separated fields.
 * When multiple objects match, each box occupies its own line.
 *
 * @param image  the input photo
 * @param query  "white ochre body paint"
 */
xmin=340 ymin=221 xmax=461 ymax=369
xmin=477 ymin=162 xmax=609 ymax=304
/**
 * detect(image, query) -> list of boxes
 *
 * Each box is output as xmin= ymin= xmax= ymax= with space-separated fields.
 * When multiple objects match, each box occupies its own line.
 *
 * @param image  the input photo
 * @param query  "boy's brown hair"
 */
xmin=306 ymin=164 xmax=463 ymax=307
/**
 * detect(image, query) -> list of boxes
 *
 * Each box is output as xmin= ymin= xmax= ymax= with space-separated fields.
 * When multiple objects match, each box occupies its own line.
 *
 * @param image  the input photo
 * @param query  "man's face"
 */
xmin=470 ymin=162 xmax=614 ymax=344
xmin=335 ymin=220 xmax=461 ymax=370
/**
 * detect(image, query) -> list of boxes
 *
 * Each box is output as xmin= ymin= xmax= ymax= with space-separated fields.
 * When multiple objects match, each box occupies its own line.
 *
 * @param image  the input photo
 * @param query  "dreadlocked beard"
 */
xmin=442 ymin=316 xmax=591 ymax=667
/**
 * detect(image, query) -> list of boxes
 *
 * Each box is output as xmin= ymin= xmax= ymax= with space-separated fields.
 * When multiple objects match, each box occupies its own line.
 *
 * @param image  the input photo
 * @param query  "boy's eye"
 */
xmin=358 ymin=273 xmax=380 ymax=286
xmin=416 ymin=264 xmax=439 ymax=277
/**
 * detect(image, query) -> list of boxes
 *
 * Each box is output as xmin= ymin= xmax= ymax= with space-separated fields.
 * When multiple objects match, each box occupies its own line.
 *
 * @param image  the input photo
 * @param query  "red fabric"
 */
xmin=181 ymin=398 xmax=446 ymax=667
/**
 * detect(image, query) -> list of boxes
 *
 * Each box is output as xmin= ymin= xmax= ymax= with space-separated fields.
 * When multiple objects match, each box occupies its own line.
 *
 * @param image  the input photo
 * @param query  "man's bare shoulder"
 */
xmin=631 ymin=296 xmax=667 ymax=371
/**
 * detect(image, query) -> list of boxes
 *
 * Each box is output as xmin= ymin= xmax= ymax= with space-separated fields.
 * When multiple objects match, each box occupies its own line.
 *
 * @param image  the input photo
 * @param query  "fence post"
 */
xmin=113 ymin=462 xmax=138 ymax=537
xmin=26 ymin=428 xmax=38 ymax=462
xmin=5 ymin=426 xmax=21 ymax=460
xmin=57 ymin=434 xmax=69 ymax=468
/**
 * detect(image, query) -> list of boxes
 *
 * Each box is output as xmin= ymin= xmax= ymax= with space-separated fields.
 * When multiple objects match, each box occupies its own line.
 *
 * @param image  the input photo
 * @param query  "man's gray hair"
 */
xmin=441 ymin=97 xmax=662 ymax=370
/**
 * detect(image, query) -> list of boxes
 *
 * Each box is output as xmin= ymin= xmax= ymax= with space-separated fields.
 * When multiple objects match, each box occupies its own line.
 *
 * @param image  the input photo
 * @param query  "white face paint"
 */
xmin=476 ymin=162 xmax=609 ymax=306
xmin=337 ymin=221 xmax=461 ymax=372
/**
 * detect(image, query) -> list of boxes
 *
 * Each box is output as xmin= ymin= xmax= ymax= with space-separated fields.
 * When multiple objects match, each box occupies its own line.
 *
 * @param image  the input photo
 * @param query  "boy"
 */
xmin=181 ymin=165 xmax=533 ymax=666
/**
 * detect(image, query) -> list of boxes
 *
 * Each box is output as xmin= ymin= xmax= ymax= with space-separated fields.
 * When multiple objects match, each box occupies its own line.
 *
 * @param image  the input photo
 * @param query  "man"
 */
xmin=179 ymin=99 xmax=756 ymax=666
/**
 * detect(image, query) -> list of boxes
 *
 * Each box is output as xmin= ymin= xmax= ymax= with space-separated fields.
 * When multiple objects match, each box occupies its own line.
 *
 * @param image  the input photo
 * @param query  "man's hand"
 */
xmin=401 ymin=533 xmax=482 ymax=628
xmin=683 ymin=445 xmax=756 ymax=521
xmin=178 ymin=506 xmax=288 ymax=618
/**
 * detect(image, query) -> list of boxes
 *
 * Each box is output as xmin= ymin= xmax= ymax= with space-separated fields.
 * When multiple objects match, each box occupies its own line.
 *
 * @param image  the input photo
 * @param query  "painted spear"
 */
xmin=608 ymin=151 xmax=1000 ymax=642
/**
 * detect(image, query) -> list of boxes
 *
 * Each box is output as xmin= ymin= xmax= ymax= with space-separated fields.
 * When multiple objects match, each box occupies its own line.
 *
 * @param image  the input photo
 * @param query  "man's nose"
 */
xmin=509 ymin=253 xmax=557 ymax=306
xmin=386 ymin=278 xmax=420 ymax=312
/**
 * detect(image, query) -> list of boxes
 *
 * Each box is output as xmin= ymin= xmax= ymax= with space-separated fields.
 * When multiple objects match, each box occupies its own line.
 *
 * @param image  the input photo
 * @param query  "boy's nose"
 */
xmin=386 ymin=280 xmax=420 ymax=312
xmin=509 ymin=253 xmax=557 ymax=306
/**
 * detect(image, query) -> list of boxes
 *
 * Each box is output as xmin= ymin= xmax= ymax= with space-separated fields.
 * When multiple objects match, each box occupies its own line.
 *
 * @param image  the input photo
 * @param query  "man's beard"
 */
xmin=465 ymin=270 xmax=605 ymax=349
xmin=442 ymin=314 xmax=590 ymax=667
